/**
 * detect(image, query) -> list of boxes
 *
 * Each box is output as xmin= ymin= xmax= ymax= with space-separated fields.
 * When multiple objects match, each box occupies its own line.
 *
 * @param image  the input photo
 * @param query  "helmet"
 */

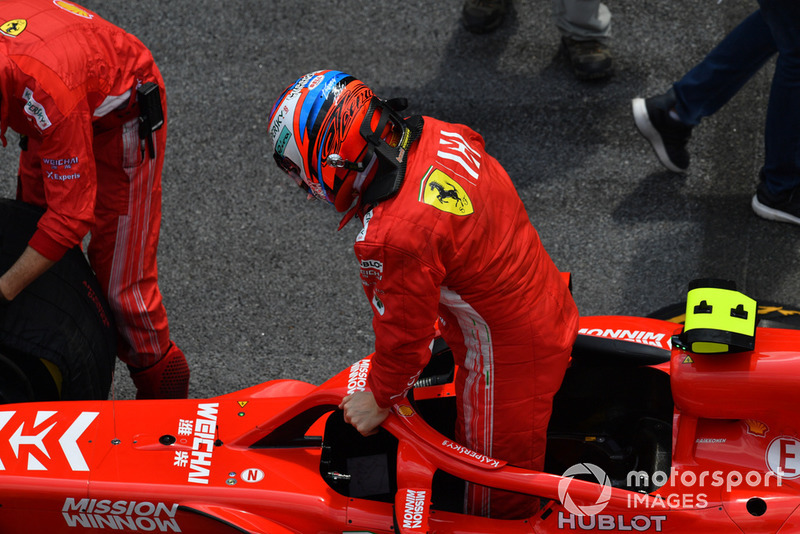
xmin=268 ymin=70 xmax=416 ymax=212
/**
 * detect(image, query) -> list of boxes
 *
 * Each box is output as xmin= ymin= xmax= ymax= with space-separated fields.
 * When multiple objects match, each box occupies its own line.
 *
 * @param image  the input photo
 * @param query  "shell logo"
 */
xmin=397 ymin=405 xmax=415 ymax=417
xmin=745 ymin=419 xmax=769 ymax=437
xmin=53 ymin=0 xmax=93 ymax=19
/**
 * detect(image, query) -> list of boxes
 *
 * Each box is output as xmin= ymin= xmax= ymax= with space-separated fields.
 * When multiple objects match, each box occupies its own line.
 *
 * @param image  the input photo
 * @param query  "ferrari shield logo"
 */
xmin=419 ymin=168 xmax=473 ymax=216
xmin=0 ymin=19 xmax=27 ymax=37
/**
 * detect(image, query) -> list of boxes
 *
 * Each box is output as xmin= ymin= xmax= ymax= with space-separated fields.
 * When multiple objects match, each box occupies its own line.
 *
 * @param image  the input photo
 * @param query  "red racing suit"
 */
xmin=0 ymin=0 xmax=187 ymax=395
xmin=355 ymin=116 xmax=579 ymax=518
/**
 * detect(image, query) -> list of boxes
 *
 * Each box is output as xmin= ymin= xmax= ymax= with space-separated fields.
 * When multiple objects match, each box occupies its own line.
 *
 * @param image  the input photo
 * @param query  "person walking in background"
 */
xmin=462 ymin=0 xmax=614 ymax=80
xmin=632 ymin=0 xmax=800 ymax=226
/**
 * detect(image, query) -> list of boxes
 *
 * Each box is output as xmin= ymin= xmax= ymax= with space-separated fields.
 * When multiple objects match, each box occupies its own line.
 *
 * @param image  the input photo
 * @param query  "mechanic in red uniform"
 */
xmin=0 ymin=0 xmax=189 ymax=399
xmin=269 ymin=70 xmax=578 ymax=519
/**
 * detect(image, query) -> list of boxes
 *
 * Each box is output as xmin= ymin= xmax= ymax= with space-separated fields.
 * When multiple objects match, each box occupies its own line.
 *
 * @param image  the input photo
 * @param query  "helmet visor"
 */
xmin=274 ymin=152 xmax=323 ymax=201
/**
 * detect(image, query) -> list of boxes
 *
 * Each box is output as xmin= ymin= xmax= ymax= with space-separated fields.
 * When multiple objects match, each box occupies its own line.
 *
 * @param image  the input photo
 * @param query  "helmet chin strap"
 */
xmin=337 ymin=153 xmax=378 ymax=230
xmin=353 ymin=152 xmax=378 ymax=193
xmin=337 ymin=98 xmax=425 ymax=230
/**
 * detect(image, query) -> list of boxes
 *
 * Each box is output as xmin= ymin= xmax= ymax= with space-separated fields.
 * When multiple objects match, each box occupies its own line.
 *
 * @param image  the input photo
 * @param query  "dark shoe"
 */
xmin=751 ymin=175 xmax=800 ymax=226
xmin=562 ymin=37 xmax=613 ymax=81
xmin=462 ymin=0 xmax=508 ymax=34
xmin=632 ymin=88 xmax=693 ymax=173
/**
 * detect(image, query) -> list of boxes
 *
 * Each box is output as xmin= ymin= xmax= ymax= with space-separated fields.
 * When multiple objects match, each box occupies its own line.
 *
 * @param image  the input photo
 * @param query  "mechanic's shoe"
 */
xmin=462 ymin=0 xmax=508 ymax=34
xmin=562 ymin=37 xmax=613 ymax=81
xmin=129 ymin=342 xmax=190 ymax=399
xmin=632 ymin=88 xmax=693 ymax=173
xmin=751 ymin=178 xmax=800 ymax=226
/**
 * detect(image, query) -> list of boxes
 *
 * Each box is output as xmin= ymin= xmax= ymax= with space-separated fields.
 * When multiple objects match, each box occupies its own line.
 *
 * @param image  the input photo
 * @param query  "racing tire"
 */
xmin=0 ymin=199 xmax=117 ymax=402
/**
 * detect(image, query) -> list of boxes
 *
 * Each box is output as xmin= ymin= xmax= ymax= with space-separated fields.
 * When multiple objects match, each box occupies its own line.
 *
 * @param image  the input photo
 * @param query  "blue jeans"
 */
xmin=672 ymin=0 xmax=800 ymax=195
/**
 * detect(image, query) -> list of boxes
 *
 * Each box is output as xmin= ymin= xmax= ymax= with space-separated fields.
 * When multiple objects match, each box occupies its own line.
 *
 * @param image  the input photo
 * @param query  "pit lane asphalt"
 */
xmin=1 ymin=0 xmax=797 ymax=400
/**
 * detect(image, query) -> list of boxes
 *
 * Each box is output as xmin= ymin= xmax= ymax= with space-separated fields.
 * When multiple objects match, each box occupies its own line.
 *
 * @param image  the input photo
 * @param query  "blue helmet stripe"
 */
xmin=297 ymin=70 xmax=349 ymax=144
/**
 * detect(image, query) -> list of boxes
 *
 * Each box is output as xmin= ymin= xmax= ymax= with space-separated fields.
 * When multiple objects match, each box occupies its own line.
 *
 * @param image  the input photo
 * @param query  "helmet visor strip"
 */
xmin=273 ymin=152 xmax=319 ymax=200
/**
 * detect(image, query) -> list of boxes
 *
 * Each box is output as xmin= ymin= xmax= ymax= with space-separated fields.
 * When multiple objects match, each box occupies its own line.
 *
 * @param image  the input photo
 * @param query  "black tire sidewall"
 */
xmin=0 ymin=199 xmax=116 ymax=400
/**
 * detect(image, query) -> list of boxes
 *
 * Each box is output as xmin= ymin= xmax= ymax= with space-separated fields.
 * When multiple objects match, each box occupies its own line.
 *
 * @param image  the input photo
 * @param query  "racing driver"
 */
xmin=268 ymin=70 xmax=578 ymax=519
xmin=0 ymin=0 xmax=189 ymax=398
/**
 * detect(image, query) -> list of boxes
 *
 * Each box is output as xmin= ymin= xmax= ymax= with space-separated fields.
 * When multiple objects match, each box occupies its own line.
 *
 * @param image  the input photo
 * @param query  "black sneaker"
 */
xmin=632 ymin=89 xmax=693 ymax=173
xmin=562 ymin=37 xmax=613 ymax=81
xmin=751 ymin=176 xmax=800 ymax=226
xmin=462 ymin=0 xmax=508 ymax=34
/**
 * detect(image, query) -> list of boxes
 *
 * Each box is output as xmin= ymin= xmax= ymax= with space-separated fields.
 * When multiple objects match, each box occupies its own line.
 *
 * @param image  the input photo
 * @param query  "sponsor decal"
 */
xmin=396 ymin=405 xmax=414 ymax=417
xmin=22 ymin=87 xmax=52 ymax=131
xmin=307 ymin=75 xmax=323 ymax=90
xmin=557 ymin=512 xmax=666 ymax=532
xmin=766 ymin=436 xmax=800 ymax=479
xmin=240 ymin=468 xmax=265 ymax=483
xmin=322 ymin=77 xmax=345 ymax=105
xmin=578 ymin=328 xmax=670 ymax=349
xmin=46 ymin=170 xmax=81 ymax=181
xmin=346 ymin=359 xmax=370 ymax=394
xmin=269 ymin=104 xmax=289 ymax=142
xmin=695 ymin=438 xmax=726 ymax=444
xmin=53 ymin=0 xmax=93 ymax=19
xmin=372 ymin=294 xmax=385 ymax=316
xmin=173 ymin=403 xmax=218 ymax=484
xmin=418 ymin=168 xmax=473 ymax=216
xmin=275 ymin=125 xmax=291 ymax=157
xmin=285 ymin=73 xmax=314 ymax=103
xmin=437 ymin=130 xmax=481 ymax=184
xmin=356 ymin=210 xmax=373 ymax=242
xmin=62 ymin=498 xmax=180 ymax=532
xmin=43 ymin=156 xmax=79 ymax=169
xmin=0 ymin=411 xmax=97 ymax=471
xmin=359 ymin=258 xmax=383 ymax=280
xmin=0 ymin=19 xmax=26 ymax=37
xmin=441 ymin=439 xmax=500 ymax=468
xmin=745 ymin=419 xmax=769 ymax=437
xmin=399 ymin=488 xmax=429 ymax=532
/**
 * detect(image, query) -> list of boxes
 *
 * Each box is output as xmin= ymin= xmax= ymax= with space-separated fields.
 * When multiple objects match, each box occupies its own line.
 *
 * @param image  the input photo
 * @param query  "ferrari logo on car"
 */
xmin=0 ymin=19 xmax=26 ymax=37
xmin=419 ymin=168 xmax=473 ymax=216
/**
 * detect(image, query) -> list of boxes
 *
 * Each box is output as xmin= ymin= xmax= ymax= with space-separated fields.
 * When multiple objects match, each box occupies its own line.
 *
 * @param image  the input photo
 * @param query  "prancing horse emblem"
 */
xmin=429 ymin=180 xmax=461 ymax=205
xmin=419 ymin=168 xmax=473 ymax=216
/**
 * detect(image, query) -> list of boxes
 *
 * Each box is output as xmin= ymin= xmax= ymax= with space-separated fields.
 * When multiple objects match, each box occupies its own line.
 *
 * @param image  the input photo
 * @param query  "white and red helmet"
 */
xmin=268 ymin=70 xmax=417 ymax=212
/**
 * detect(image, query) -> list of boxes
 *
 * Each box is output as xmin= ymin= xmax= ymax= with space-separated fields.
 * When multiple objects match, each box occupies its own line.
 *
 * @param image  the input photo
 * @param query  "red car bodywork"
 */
xmin=1 ymin=314 xmax=799 ymax=533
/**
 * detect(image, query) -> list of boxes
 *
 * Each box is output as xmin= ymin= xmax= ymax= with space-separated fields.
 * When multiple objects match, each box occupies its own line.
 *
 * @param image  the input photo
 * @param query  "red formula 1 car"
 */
xmin=1 ymin=282 xmax=800 ymax=533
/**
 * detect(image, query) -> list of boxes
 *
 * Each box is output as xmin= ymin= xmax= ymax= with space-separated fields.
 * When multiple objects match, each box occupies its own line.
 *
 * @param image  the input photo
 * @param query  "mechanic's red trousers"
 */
xmin=17 ymin=82 xmax=179 ymax=374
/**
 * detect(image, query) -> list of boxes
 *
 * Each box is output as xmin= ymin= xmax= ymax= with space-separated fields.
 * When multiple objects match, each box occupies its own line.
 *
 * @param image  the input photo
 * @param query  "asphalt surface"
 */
xmin=1 ymin=0 xmax=798 ymax=400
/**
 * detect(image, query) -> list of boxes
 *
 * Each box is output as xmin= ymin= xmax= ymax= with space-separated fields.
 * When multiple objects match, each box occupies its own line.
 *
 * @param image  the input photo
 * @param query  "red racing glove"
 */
xmin=129 ymin=342 xmax=190 ymax=399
